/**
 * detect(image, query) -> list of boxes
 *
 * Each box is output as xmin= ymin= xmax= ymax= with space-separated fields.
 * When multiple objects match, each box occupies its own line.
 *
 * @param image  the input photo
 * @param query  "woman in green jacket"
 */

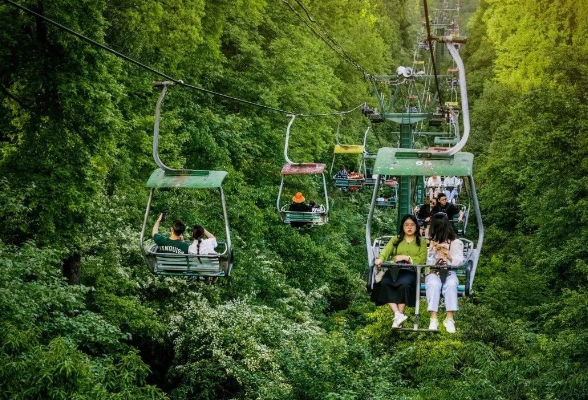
xmin=372 ymin=214 xmax=427 ymax=328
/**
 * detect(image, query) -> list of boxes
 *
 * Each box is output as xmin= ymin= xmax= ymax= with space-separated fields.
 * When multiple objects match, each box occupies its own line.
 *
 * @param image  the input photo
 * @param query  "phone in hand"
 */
xmin=160 ymin=212 xmax=167 ymax=222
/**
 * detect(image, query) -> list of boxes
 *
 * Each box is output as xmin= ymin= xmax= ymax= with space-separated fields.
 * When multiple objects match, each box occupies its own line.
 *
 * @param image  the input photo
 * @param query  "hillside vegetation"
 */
xmin=1 ymin=0 xmax=588 ymax=399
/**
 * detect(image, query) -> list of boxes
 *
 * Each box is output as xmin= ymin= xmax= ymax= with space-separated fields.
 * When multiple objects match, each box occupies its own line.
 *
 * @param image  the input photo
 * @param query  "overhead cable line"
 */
xmin=1 ymin=0 xmax=364 ymax=117
xmin=279 ymin=0 xmax=372 ymax=78
xmin=292 ymin=0 xmax=371 ymax=76
xmin=423 ymin=0 xmax=444 ymax=107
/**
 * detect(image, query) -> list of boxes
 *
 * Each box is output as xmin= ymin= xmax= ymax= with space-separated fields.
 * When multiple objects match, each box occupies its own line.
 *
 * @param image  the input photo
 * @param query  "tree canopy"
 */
xmin=2 ymin=0 xmax=588 ymax=398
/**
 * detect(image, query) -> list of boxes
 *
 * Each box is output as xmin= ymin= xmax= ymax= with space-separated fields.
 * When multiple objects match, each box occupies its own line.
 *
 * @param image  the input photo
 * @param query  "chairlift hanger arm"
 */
xmin=284 ymin=115 xmax=296 ymax=164
xmin=362 ymin=126 xmax=370 ymax=148
xmin=152 ymin=81 xmax=202 ymax=174
xmin=153 ymin=82 xmax=176 ymax=173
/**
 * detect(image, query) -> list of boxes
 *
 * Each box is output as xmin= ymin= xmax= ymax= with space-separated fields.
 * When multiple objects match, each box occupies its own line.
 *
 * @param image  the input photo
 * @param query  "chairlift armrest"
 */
xmin=381 ymin=262 xmax=417 ymax=271
xmin=424 ymin=264 xmax=463 ymax=271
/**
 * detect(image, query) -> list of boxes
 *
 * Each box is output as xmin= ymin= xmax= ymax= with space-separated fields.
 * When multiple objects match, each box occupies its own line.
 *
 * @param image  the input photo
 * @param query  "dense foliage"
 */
xmin=1 ymin=0 xmax=588 ymax=398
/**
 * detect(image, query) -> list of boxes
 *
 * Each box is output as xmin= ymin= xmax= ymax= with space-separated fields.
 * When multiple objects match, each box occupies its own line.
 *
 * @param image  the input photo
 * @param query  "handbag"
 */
xmin=375 ymin=267 xmax=386 ymax=283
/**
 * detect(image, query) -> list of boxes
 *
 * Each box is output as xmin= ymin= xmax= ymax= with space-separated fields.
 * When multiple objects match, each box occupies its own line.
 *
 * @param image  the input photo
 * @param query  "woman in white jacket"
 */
xmin=189 ymin=225 xmax=219 ymax=284
xmin=425 ymin=212 xmax=464 ymax=333
xmin=188 ymin=225 xmax=217 ymax=255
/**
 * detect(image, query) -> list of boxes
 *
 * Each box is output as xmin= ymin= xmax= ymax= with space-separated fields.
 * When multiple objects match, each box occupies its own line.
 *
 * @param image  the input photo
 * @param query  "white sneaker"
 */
xmin=428 ymin=318 xmax=438 ymax=331
xmin=392 ymin=313 xmax=408 ymax=328
xmin=444 ymin=318 xmax=456 ymax=334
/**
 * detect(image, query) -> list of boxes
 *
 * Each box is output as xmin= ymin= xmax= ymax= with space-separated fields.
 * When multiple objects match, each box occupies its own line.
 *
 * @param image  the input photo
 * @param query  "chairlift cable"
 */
xmin=423 ymin=0 xmax=444 ymax=107
xmin=2 ymin=0 xmax=365 ymax=118
xmin=282 ymin=0 xmax=371 ymax=77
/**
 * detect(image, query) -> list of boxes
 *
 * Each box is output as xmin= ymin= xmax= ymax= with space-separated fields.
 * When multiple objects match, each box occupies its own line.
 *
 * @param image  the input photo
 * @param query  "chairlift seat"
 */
xmin=280 ymin=206 xmax=327 ymax=226
xmin=363 ymin=177 xmax=378 ymax=187
xmin=434 ymin=137 xmax=459 ymax=146
xmin=376 ymin=198 xmax=397 ymax=207
xmin=334 ymin=177 xmax=365 ymax=189
xmin=368 ymin=114 xmax=386 ymax=123
xmin=142 ymin=84 xmax=234 ymax=281
xmin=372 ymin=237 xmax=471 ymax=298
xmin=451 ymin=204 xmax=468 ymax=235
xmin=146 ymin=244 xmax=231 ymax=277
xmin=382 ymin=112 xmax=429 ymax=124
xmin=429 ymin=112 xmax=445 ymax=126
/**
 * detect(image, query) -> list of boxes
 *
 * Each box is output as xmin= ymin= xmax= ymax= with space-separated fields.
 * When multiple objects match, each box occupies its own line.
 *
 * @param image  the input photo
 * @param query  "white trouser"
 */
xmin=425 ymin=271 xmax=459 ymax=312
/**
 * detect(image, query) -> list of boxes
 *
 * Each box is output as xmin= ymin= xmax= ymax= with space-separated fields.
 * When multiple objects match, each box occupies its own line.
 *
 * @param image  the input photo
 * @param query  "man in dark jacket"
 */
xmin=432 ymin=193 xmax=463 ymax=230
xmin=289 ymin=192 xmax=312 ymax=228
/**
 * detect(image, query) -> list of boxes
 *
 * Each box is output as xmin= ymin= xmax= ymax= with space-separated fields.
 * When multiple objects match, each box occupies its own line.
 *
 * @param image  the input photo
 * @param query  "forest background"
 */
xmin=1 ymin=0 xmax=588 ymax=399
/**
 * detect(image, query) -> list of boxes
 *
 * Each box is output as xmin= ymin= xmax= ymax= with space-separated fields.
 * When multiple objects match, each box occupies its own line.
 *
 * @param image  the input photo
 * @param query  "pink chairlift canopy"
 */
xmin=281 ymin=163 xmax=326 ymax=175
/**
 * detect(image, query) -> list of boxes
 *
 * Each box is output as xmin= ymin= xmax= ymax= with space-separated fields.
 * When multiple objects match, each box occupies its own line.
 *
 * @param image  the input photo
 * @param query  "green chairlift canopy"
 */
xmin=146 ymin=168 xmax=228 ymax=189
xmin=333 ymin=144 xmax=365 ymax=154
xmin=373 ymin=148 xmax=473 ymax=177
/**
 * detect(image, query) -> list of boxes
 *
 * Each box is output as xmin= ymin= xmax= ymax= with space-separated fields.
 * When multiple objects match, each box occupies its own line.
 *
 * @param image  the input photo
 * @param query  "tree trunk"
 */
xmin=62 ymin=252 xmax=81 ymax=285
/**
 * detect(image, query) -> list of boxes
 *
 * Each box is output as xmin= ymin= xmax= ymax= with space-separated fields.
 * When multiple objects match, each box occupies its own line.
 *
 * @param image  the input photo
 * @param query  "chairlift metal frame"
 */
xmin=139 ymin=82 xmax=233 ymax=278
xmin=277 ymin=115 xmax=329 ymax=226
xmin=365 ymin=148 xmax=484 ymax=298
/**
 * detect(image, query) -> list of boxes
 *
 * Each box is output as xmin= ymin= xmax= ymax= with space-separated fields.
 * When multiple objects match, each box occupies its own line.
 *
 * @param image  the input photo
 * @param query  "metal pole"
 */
xmin=362 ymin=126 xmax=370 ymax=148
xmin=366 ymin=176 xmax=381 ymax=289
xmin=152 ymin=82 xmax=176 ymax=172
xmin=277 ymin=176 xmax=285 ymax=218
xmin=330 ymin=153 xmax=336 ymax=177
xmin=443 ymin=42 xmax=469 ymax=155
xmin=467 ymin=175 xmax=484 ymax=293
xmin=220 ymin=187 xmax=232 ymax=252
xmin=284 ymin=115 xmax=296 ymax=164
xmin=322 ymin=172 xmax=330 ymax=215
xmin=140 ymin=189 xmax=154 ymax=268
xmin=413 ymin=265 xmax=422 ymax=330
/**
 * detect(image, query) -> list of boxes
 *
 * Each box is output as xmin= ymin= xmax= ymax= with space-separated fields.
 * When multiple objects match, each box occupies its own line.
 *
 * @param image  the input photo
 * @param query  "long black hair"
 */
xmin=191 ymin=225 xmax=205 ymax=254
xmin=396 ymin=214 xmax=421 ymax=247
xmin=429 ymin=212 xmax=457 ymax=243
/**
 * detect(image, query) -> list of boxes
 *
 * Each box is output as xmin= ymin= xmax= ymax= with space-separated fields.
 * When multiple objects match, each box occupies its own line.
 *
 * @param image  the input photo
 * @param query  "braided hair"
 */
xmin=191 ymin=225 xmax=205 ymax=254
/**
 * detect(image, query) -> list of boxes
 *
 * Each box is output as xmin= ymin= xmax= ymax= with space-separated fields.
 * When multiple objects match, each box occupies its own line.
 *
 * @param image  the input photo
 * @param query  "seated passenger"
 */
xmin=426 ymin=175 xmax=442 ymax=199
xmin=425 ymin=213 xmax=464 ymax=333
xmin=416 ymin=197 xmax=437 ymax=237
xmin=371 ymin=214 xmax=427 ymax=328
xmin=189 ymin=225 xmax=219 ymax=283
xmin=152 ymin=213 xmax=189 ymax=254
xmin=335 ymin=165 xmax=348 ymax=179
xmin=289 ymin=192 xmax=312 ymax=228
xmin=188 ymin=225 xmax=217 ymax=255
xmin=348 ymin=168 xmax=363 ymax=179
xmin=443 ymin=176 xmax=459 ymax=204
xmin=348 ymin=168 xmax=364 ymax=191
xmin=309 ymin=200 xmax=322 ymax=213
